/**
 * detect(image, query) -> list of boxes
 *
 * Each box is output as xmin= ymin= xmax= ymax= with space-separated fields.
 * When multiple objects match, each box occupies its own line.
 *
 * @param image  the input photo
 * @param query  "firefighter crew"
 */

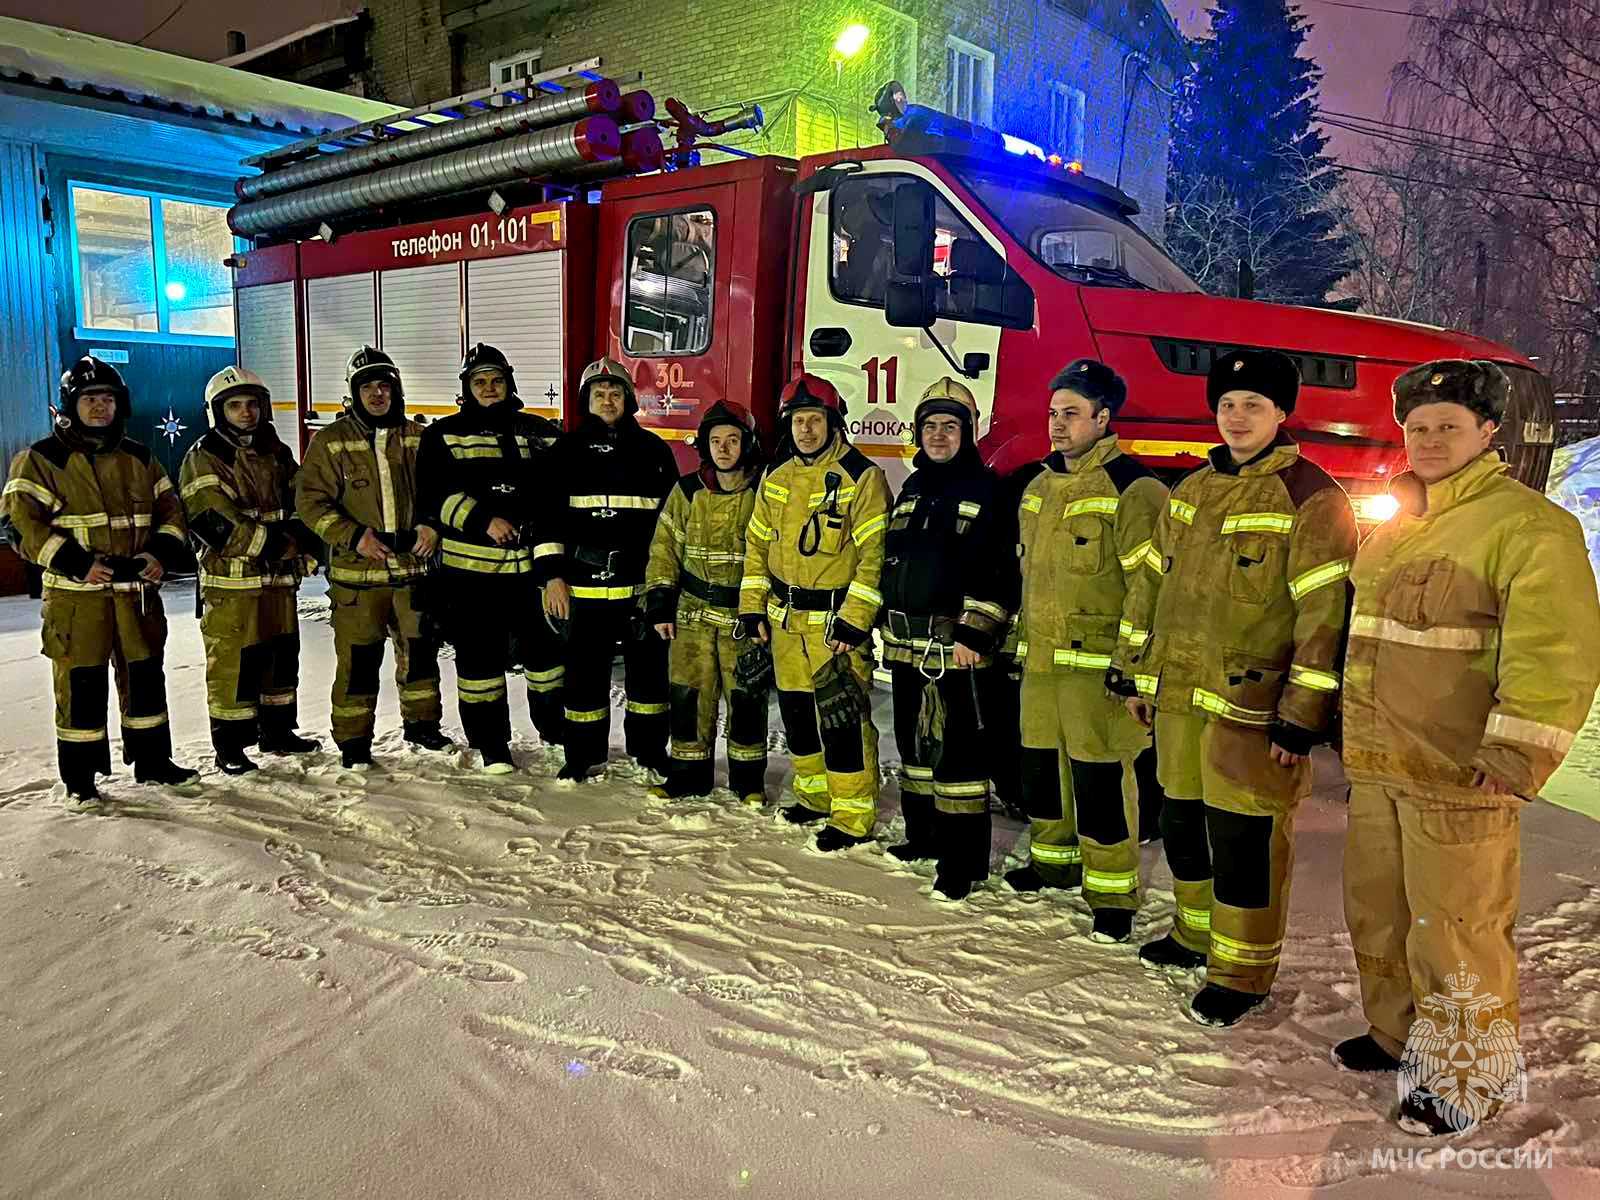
xmin=179 ymin=367 xmax=321 ymax=774
xmin=739 ymin=373 xmax=891 ymax=851
xmin=880 ymin=378 xmax=1016 ymax=899
xmin=0 ymin=357 xmax=197 ymax=807
xmin=1336 ymin=361 xmax=1600 ymax=1135
xmin=542 ymin=357 xmax=678 ymax=783
xmin=1108 ymin=348 xmax=1358 ymax=1027
xmin=1011 ymin=360 xmax=1168 ymax=942
xmin=416 ymin=343 xmax=566 ymax=772
xmin=642 ymin=399 xmax=770 ymax=802
xmin=295 ymin=347 xmax=448 ymax=769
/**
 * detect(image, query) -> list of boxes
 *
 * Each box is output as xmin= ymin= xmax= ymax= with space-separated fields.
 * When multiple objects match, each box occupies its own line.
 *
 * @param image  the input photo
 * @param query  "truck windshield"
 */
xmin=950 ymin=163 xmax=1202 ymax=294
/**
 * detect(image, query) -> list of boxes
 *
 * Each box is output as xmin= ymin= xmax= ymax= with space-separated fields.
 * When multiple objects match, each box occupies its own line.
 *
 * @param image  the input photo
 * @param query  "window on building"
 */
xmin=945 ymin=36 xmax=994 ymax=125
xmin=829 ymin=175 xmax=1033 ymax=329
xmin=70 ymin=184 xmax=235 ymax=340
xmin=490 ymin=48 xmax=542 ymax=88
xmin=1049 ymin=84 xmax=1087 ymax=161
xmin=623 ymin=208 xmax=716 ymax=355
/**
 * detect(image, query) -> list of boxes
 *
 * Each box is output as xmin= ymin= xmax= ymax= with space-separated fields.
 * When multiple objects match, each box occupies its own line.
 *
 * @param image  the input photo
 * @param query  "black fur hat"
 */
xmin=1049 ymin=358 xmax=1127 ymax=415
xmin=1392 ymin=359 xmax=1509 ymax=426
xmin=1206 ymin=348 xmax=1300 ymax=415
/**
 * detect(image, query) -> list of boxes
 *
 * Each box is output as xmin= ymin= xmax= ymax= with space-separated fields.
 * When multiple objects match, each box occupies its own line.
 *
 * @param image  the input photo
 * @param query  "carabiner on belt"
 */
xmin=918 ymin=636 xmax=947 ymax=681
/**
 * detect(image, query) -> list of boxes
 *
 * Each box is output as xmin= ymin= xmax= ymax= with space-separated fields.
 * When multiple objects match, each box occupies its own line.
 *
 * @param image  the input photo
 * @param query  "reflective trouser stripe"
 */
xmin=933 ymin=779 xmax=988 ymax=815
xmin=565 ymin=707 xmax=607 ymax=722
xmin=56 ymin=725 xmax=108 ymax=742
xmin=1083 ymin=868 xmax=1138 ymax=893
xmin=1209 ymin=931 xmax=1283 ymax=965
xmin=670 ymin=742 xmax=713 ymax=761
xmin=626 ymin=700 xmax=668 ymax=715
xmin=458 ymin=676 xmax=507 ymax=703
xmin=524 ymin=666 xmax=564 ymax=693
xmin=1030 ymin=842 xmax=1082 ymax=864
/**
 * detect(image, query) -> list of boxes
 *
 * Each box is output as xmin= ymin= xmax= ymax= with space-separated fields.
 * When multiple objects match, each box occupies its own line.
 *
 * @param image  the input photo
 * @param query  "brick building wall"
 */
xmin=363 ymin=0 xmax=1182 ymax=234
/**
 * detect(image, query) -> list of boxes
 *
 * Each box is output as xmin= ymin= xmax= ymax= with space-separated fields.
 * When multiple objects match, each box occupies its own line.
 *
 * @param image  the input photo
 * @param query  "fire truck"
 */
xmin=228 ymin=68 xmax=1556 ymax=525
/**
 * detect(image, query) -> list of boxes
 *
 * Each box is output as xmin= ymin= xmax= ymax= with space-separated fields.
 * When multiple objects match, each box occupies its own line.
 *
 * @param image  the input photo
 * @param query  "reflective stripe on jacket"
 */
xmin=1018 ymin=435 xmax=1166 ymax=675
xmin=3 ymin=433 xmax=188 ymax=591
xmin=1111 ymin=434 xmax=1357 ymax=735
xmin=416 ymin=405 xmax=561 ymax=580
xmin=1342 ymin=452 xmax=1600 ymax=798
xmin=880 ymin=445 xmax=1017 ymax=662
xmin=295 ymin=413 xmax=427 ymax=587
xmin=740 ymin=436 xmax=890 ymax=634
xmin=644 ymin=469 xmax=757 ymax=628
xmin=179 ymin=428 xmax=310 ymax=591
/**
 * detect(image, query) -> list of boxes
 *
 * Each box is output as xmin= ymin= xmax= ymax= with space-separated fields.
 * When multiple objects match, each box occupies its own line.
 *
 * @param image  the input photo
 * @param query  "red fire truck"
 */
xmin=230 ymin=74 xmax=1556 ymax=524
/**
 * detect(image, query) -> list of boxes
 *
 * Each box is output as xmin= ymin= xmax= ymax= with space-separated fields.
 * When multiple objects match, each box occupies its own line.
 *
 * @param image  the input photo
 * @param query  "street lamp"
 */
xmin=833 ymin=23 xmax=870 ymax=60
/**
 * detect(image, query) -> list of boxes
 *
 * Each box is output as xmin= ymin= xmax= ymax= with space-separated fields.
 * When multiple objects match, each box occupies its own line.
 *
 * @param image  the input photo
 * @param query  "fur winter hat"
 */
xmin=1206 ymin=348 xmax=1300 ymax=415
xmin=1392 ymin=359 xmax=1509 ymax=426
xmin=1049 ymin=358 xmax=1127 ymax=415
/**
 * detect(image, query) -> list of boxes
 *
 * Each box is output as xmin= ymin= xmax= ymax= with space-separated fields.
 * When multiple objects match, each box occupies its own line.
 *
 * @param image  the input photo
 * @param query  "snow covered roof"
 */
xmin=0 ymin=15 xmax=401 ymax=139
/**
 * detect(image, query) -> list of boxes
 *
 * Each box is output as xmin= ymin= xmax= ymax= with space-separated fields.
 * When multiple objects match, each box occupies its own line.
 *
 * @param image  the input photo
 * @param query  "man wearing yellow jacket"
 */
xmin=1335 ymin=360 xmax=1600 ymax=1136
xmin=295 ymin=348 xmax=447 ymax=768
xmin=1109 ymin=348 xmax=1357 ymax=1027
xmin=1013 ymin=360 xmax=1167 ymax=943
xmin=740 ymin=374 xmax=890 ymax=851
xmin=643 ymin=399 xmax=768 ymax=802
xmin=180 ymin=366 xmax=321 ymax=774
xmin=1 ymin=357 xmax=197 ymax=807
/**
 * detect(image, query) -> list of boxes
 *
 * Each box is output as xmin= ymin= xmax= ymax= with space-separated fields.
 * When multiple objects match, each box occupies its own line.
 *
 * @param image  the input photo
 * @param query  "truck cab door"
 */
xmin=798 ymin=161 xmax=1032 ymax=483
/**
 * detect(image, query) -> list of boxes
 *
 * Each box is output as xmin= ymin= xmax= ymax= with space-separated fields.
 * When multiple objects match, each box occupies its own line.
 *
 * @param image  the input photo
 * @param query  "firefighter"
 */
xmin=1010 ymin=360 xmax=1168 ymax=942
xmin=642 ymin=399 xmax=769 ymax=802
xmin=739 ymin=373 xmax=891 ymax=851
xmin=1336 ymin=361 xmax=1600 ymax=1135
xmin=180 ymin=366 xmax=321 ymax=773
xmin=0 ymin=357 xmax=197 ymax=807
xmin=880 ymin=378 xmax=1016 ymax=899
xmin=295 ymin=347 xmax=448 ymax=769
xmin=542 ymin=357 xmax=678 ymax=783
xmin=1108 ymin=348 xmax=1357 ymax=1027
xmin=416 ymin=343 xmax=565 ymax=772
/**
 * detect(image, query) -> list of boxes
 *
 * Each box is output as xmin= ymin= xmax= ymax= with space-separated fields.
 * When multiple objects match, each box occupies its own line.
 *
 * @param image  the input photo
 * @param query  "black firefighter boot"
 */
xmin=212 ymin=719 xmax=259 ymax=776
xmin=403 ymin=720 xmax=455 ymax=752
xmin=1331 ymin=1035 xmax=1402 ymax=1073
xmin=62 ymin=770 xmax=102 ymax=813
xmin=338 ymin=737 xmax=375 ymax=770
xmin=649 ymin=760 xmax=714 ymax=800
xmin=1188 ymin=983 xmax=1268 ymax=1028
xmin=258 ymin=706 xmax=321 ymax=755
xmin=135 ymin=758 xmax=200 ymax=786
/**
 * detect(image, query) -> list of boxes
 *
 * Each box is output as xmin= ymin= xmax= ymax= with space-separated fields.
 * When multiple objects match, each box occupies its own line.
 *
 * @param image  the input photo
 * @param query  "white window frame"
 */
xmin=944 ymin=36 xmax=994 ymax=126
xmin=67 ymin=179 xmax=238 ymax=348
xmin=489 ymin=47 xmax=543 ymax=89
xmin=1049 ymin=83 xmax=1087 ymax=161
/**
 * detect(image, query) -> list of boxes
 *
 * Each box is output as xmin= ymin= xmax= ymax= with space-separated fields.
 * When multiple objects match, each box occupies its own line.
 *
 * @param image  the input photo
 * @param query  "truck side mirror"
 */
xmin=892 ymin=181 xmax=936 ymax=278
xmin=885 ymin=280 xmax=936 ymax=329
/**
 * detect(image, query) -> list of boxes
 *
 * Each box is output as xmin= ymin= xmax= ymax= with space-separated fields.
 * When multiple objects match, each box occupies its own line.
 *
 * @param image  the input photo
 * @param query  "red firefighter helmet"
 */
xmin=777 ymin=372 xmax=846 ymax=420
xmin=693 ymin=398 xmax=763 ymax=470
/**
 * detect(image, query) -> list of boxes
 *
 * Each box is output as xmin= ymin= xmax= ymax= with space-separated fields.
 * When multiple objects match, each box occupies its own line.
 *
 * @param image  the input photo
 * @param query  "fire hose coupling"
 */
xmin=571 ymin=116 xmax=623 ymax=163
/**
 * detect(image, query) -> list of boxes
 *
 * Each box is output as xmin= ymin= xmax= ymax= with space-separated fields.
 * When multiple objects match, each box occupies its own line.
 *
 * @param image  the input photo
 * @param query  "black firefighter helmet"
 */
xmin=57 ymin=355 xmax=131 ymax=442
xmin=459 ymin=342 xmax=522 ymax=408
xmin=345 ymin=346 xmax=406 ymax=425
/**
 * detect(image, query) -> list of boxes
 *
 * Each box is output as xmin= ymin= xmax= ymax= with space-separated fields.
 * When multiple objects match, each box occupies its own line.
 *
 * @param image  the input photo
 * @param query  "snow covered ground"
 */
xmin=3 ymin=447 xmax=1599 ymax=1199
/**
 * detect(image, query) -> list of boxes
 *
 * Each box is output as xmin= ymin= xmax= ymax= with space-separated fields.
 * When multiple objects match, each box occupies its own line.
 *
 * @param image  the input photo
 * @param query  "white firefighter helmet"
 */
xmin=204 ymin=365 xmax=270 ymax=429
xmin=578 ymin=356 xmax=637 ymax=413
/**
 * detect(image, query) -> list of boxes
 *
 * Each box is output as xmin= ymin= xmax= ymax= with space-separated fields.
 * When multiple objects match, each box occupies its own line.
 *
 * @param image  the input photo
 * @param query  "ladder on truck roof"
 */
xmin=242 ymin=57 xmax=643 ymax=170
